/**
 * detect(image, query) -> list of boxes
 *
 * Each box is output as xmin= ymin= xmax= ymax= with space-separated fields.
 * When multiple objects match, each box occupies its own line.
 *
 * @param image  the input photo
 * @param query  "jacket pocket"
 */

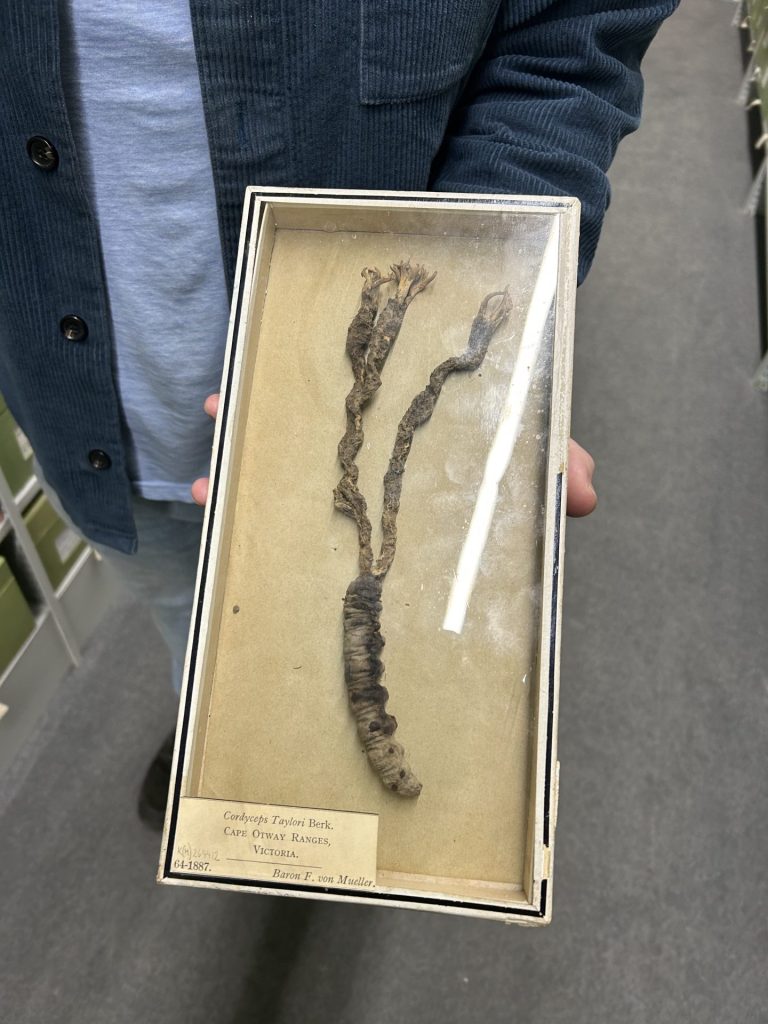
xmin=359 ymin=0 xmax=500 ymax=105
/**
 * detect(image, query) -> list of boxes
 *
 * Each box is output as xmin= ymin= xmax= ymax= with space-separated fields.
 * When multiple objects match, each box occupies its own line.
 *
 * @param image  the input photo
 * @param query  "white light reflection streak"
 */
xmin=442 ymin=221 xmax=560 ymax=635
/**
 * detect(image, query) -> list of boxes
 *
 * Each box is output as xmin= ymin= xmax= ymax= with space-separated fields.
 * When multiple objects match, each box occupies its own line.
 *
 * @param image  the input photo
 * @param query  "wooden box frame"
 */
xmin=158 ymin=186 xmax=579 ymax=924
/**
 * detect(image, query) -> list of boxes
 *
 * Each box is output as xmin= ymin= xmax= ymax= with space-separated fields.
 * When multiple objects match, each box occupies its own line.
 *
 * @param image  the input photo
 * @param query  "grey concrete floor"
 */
xmin=2 ymin=1 xmax=767 ymax=1021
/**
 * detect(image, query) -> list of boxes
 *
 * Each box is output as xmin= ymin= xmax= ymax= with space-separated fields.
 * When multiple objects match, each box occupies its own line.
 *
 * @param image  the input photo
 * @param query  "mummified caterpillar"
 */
xmin=336 ymin=262 xmax=512 ymax=796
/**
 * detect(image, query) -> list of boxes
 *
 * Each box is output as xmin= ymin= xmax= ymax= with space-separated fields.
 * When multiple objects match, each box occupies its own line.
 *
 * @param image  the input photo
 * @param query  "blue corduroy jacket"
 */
xmin=0 ymin=0 xmax=677 ymax=553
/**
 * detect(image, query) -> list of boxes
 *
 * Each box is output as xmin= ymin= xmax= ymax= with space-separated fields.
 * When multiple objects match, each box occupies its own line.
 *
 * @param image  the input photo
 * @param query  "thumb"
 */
xmin=566 ymin=438 xmax=597 ymax=517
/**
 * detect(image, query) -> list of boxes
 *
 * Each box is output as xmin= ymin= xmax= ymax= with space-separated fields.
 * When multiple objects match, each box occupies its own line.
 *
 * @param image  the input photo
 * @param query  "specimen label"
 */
xmin=172 ymin=797 xmax=379 ymax=889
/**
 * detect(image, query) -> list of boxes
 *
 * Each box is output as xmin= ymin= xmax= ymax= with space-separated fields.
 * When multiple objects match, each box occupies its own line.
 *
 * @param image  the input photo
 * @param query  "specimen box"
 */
xmin=159 ymin=187 xmax=579 ymax=924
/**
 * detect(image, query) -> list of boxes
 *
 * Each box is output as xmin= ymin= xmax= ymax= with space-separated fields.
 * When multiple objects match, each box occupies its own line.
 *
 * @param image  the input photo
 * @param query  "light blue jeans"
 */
xmin=96 ymin=496 xmax=204 ymax=694
xmin=37 ymin=462 xmax=203 ymax=695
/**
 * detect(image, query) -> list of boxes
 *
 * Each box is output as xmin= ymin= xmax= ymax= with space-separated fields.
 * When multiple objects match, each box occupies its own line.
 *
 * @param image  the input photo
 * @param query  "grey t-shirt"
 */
xmin=59 ymin=0 xmax=230 ymax=500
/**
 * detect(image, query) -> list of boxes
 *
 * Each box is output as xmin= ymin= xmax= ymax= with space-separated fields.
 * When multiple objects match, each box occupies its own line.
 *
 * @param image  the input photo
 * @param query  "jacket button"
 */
xmin=88 ymin=449 xmax=112 ymax=470
xmin=27 ymin=136 xmax=59 ymax=171
xmin=60 ymin=315 xmax=88 ymax=342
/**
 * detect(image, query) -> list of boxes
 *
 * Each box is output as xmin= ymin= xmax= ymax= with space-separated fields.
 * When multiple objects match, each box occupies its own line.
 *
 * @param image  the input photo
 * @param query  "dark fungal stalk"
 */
xmin=374 ymin=288 xmax=513 ymax=578
xmin=334 ymin=262 xmax=435 ymax=573
xmin=338 ymin=267 xmax=511 ymax=798
xmin=333 ymin=267 xmax=390 ymax=571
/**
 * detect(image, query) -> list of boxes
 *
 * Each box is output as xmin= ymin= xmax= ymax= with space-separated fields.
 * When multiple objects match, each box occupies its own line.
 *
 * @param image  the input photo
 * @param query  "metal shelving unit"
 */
xmin=0 ymin=465 xmax=120 ymax=773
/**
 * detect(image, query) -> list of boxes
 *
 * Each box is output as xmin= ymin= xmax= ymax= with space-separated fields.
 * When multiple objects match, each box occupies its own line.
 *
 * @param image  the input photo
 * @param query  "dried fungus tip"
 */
xmin=342 ymin=572 xmax=422 ymax=797
xmin=389 ymin=260 xmax=437 ymax=305
xmin=477 ymin=287 xmax=513 ymax=327
xmin=360 ymin=266 xmax=391 ymax=298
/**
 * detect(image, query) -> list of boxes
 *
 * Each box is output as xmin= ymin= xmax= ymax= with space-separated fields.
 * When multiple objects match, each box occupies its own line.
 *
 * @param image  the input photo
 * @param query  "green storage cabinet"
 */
xmin=23 ymin=494 xmax=86 ymax=589
xmin=0 ymin=555 xmax=36 ymax=675
xmin=0 ymin=392 xmax=35 ymax=495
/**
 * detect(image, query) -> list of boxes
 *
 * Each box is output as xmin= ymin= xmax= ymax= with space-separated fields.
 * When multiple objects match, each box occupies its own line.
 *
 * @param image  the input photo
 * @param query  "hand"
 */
xmin=192 ymin=394 xmax=597 ymax=517
xmin=191 ymin=393 xmax=220 ymax=506
xmin=566 ymin=438 xmax=597 ymax=517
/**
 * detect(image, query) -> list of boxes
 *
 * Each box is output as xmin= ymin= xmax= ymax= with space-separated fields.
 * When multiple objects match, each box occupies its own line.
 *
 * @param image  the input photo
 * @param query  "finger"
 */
xmin=204 ymin=393 xmax=220 ymax=419
xmin=191 ymin=476 xmax=209 ymax=506
xmin=566 ymin=438 xmax=597 ymax=518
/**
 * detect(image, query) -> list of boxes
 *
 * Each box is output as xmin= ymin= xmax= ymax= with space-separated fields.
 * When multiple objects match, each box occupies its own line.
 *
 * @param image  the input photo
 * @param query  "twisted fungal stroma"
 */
xmin=334 ymin=260 xmax=512 ymax=797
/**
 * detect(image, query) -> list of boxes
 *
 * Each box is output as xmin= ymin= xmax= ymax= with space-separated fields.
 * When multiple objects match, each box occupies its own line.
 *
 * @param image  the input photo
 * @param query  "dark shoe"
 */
xmin=138 ymin=730 xmax=175 ymax=831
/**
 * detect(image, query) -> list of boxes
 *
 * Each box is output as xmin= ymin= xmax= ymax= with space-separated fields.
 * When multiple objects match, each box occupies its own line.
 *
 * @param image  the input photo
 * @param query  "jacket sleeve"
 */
xmin=430 ymin=0 xmax=680 ymax=282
